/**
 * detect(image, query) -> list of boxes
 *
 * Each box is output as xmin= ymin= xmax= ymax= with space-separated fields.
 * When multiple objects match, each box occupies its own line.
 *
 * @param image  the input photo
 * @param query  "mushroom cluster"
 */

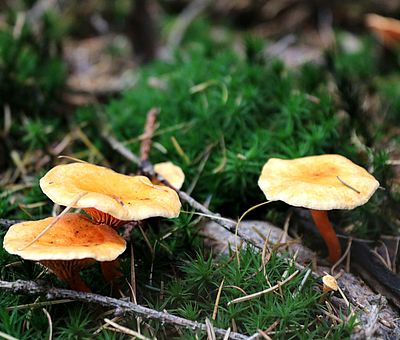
xmin=3 ymin=162 xmax=182 ymax=291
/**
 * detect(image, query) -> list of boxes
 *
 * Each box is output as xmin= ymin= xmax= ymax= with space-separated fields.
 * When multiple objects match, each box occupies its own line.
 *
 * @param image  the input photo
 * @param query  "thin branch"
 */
xmin=140 ymin=108 xmax=160 ymax=162
xmin=102 ymin=133 xmax=141 ymax=166
xmin=0 ymin=219 xmax=21 ymax=229
xmin=0 ymin=280 xmax=247 ymax=340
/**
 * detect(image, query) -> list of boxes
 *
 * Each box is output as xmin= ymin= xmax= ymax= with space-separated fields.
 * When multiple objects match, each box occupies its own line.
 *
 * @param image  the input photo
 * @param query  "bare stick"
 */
xmin=140 ymin=108 xmax=160 ymax=162
xmin=0 ymin=280 xmax=247 ymax=340
xmin=103 ymin=133 xmax=141 ymax=166
xmin=0 ymin=219 xmax=22 ymax=229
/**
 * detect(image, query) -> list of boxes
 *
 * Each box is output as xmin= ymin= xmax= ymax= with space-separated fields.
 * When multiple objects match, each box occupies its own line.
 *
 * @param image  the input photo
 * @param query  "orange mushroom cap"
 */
xmin=366 ymin=14 xmax=400 ymax=47
xmin=258 ymin=154 xmax=379 ymax=210
xmin=39 ymin=163 xmax=181 ymax=222
xmin=154 ymin=161 xmax=185 ymax=190
xmin=3 ymin=213 xmax=126 ymax=261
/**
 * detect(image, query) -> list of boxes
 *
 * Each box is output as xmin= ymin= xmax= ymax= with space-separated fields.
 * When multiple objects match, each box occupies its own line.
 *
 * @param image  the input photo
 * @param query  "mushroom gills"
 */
xmin=84 ymin=208 xmax=127 ymax=228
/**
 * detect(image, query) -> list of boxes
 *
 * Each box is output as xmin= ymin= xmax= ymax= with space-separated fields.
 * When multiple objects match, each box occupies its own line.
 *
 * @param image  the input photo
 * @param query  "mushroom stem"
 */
xmin=40 ymin=260 xmax=93 ymax=292
xmin=101 ymin=259 xmax=123 ymax=283
xmin=309 ymin=210 xmax=341 ymax=263
xmin=101 ymin=260 xmax=123 ymax=296
xmin=66 ymin=273 xmax=92 ymax=293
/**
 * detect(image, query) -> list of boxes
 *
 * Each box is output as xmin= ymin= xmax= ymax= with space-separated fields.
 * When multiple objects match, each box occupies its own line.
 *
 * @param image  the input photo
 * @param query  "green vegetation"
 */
xmin=1 ymin=5 xmax=399 ymax=339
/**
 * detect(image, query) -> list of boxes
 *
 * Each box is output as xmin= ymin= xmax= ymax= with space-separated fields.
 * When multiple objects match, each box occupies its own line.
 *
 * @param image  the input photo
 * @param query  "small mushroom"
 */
xmin=40 ymin=162 xmax=181 ymax=228
xmin=258 ymin=154 xmax=379 ymax=263
xmin=322 ymin=274 xmax=338 ymax=294
xmin=366 ymin=14 xmax=400 ymax=48
xmin=3 ymin=213 xmax=126 ymax=292
xmin=153 ymin=161 xmax=185 ymax=190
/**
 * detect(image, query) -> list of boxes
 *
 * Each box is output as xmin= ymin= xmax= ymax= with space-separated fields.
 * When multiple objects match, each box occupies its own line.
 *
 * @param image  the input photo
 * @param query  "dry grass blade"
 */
xmin=130 ymin=238 xmax=137 ymax=303
xmin=331 ymin=237 xmax=352 ymax=275
xmin=257 ymin=328 xmax=273 ymax=340
xmin=0 ymin=331 xmax=19 ymax=340
xmin=171 ymin=136 xmax=190 ymax=165
xmin=6 ymin=299 xmax=73 ymax=311
xmin=321 ymin=310 xmax=343 ymax=323
xmin=205 ymin=318 xmax=216 ymax=340
xmin=17 ymin=192 xmax=87 ymax=250
xmin=227 ymin=270 xmax=299 ymax=305
xmin=74 ymin=128 xmax=109 ymax=165
xmin=337 ymin=286 xmax=350 ymax=308
xmin=58 ymin=155 xmax=89 ymax=163
xmin=104 ymin=318 xmax=150 ymax=340
xmin=295 ymin=268 xmax=312 ymax=296
xmin=234 ymin=201 xmax=273 ymax=265
xmin=222 ymin=327 xmax=231 ymax=340
xmin=279 ymin=210 xmax=292 ymax=244
xmin=93 ymin=317 xmax=121 ymax=335
xmin=212 ymin=278 xmax=225 ymax=320
xmin=42 ymin=308 xmax=53 ymax=340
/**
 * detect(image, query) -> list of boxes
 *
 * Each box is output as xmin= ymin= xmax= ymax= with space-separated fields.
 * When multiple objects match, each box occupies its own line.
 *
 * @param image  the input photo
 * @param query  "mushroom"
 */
xmin=3 ymin=213 xmax=126 ymax=292
xmin=39 ymin=162 xmax=182 ymax=228
xmin=258 ymin=154 xmax=379 ymax=263
xmin=322 ymin=274 xmax=338 ymax=294
xmin=153 ymin=161 xmax=185 ymax=190
xmin=366 ymin=14 xmax=400 ymax=48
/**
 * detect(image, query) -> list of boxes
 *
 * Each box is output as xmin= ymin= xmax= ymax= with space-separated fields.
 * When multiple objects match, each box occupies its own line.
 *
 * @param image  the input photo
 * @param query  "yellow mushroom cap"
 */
xmin=322 ymin=274 xmax=338 ymax=293
xmin=154 ymin=161 xmax=185 ymax=190
xmin=258 ymin=154 xmax=379 ymax=210
xmin=3 ymin=213 xmax=126 ymax=261
xmin=40 ymin=162 xmax=181 ymax=221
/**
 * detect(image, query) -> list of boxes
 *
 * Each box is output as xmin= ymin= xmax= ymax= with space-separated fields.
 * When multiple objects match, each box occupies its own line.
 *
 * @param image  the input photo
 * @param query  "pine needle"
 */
xmin=58 ymin=155 xmax=89 ymax=163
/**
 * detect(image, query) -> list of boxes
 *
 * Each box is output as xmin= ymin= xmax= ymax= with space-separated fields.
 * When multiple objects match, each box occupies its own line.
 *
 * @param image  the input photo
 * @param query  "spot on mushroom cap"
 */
xmin=40 ymin=162 xmax=181 ymax=221
xmin=258 ymin=154 xmax=379 ymax=210
xmin=3 ymin=213 xmax=126 ymax=261
xmin=154 ymin=161 xmax=185 ymax=190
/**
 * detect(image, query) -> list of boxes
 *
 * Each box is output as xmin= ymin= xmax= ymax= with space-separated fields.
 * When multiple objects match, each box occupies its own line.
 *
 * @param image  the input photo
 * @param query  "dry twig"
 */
xmin=139 ymin=108 xmax=160 ymax=162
